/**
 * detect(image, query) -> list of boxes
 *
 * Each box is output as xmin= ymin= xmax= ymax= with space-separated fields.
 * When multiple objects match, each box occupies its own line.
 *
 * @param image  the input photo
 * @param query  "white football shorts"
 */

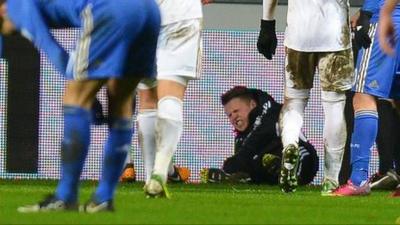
xmin=138 ymin=18 xmax=202 ymax=90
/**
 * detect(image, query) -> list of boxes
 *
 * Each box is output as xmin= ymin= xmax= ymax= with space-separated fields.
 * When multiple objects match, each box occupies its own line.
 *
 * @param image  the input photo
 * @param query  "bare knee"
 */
xmin=107 ymin=78 xmax=141 ymax=118
xmin=63 ymin=80 xmax=106 ymax=109
xmin=352 ymin=93 xmax=377 ymax=112
xmin=157 ymin=79 xmax=187 ymax=100
xmin=138 ymin=88 xmax=157 ymax=111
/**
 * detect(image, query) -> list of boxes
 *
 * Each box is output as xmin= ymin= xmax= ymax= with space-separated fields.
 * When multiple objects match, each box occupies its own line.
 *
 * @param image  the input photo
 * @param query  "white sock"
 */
xmin=137 ymin=109 xmax=157 ymax=184
xmin=153 ymin=96 xmax=183 ymax=182
xmin=321 ymin=91 xmax=346 ymax=183
xmin=280 ymin=88 xmax=309 ymax=148
xmin=280 ymin=106 xmax=304 ymax=148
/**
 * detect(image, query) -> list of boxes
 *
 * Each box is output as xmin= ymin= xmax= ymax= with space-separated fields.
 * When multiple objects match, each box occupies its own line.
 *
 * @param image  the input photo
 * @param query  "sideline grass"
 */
xmin=0 ymin=180 xmax=399 ymax=224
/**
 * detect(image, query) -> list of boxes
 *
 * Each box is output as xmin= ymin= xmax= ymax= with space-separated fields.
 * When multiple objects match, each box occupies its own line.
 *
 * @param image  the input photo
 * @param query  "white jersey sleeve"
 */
xmin=157 ymin=0 xmax=203 ymax=25
xmin=284 ymin=0 xmax=351 ymax=52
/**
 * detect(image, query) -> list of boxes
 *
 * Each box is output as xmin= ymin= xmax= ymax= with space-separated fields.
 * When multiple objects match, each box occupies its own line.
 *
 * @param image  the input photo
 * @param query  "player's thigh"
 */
xmin=107 ymin=77 xmax=143 ymax=118
xmin=63 ymin=79 xmax=106 ymax=109
xmin=137 ymin=77 xmax=188 ymax=104
xmin=157 ymin=19 xmax=202 ymax=81
xmin=318 ymin=48 xmax=354 ymax=92
xmin=352 ymin=93 xmax=377 ymax=111
xmin=285 ymin=48 xmax=318 ymax=90
xmin=157 ymin=79 xmax=187 ymax=100
xmin=137 ymin=79 xmax=158 ymax=110
xmin=136 ymin=78 xmax=188 ymax=108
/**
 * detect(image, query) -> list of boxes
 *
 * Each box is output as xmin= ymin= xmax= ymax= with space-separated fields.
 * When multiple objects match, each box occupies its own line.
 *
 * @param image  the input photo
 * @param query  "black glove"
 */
xmin=257 ymin=19 xmax=277 ymax=60
xmin=354 ymin=10 xmax=373 ymax=49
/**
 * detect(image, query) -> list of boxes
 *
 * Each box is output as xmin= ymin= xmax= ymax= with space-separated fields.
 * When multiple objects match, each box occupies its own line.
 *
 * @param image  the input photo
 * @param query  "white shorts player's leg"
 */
xmin=153 ymin=96 xmax=184 ymax=182
xmin=137 ymin=82 xmax=158 ymax=184
xmin=137 ymin=109 xmax=157 ymax=184
xmin=321 ymin=91 xmax=347 ymax=184
xmin=144 ymin=18 xmax=201 ymax=185
xmin=138 ymin=76 xmax=188 ymax=184
xmin=280 ymin=87 xmax=310 ymax=148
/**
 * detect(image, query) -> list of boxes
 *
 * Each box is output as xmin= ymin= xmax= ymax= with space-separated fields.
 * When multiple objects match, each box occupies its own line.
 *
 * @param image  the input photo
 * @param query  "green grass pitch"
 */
xmin=0 ymin=180 xmax=399 ymax=224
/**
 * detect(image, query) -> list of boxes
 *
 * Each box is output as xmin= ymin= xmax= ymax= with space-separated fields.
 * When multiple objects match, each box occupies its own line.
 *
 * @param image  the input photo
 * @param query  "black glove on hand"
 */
xmin=354 ymin=10 xmax=373 ymax=49
xmin=257 ymin=19 xmax=277 ymax=60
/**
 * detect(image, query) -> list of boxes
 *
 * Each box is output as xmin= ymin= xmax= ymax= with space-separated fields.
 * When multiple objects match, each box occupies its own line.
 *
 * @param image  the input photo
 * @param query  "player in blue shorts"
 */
xmin=334 ymin=0 xmax=400 ymax=196
xmin=0 ymin=0 xmax=160 ymax=211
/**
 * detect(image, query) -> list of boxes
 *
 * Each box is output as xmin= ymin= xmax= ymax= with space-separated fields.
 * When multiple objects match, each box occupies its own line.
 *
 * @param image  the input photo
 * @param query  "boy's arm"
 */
xmin=257 ymin=0 xmax=278 ymax=60
xmin=262 ymin=0 xmax=278 ymax=20
xmin=379 ymin=0 xmax=398 ymax=55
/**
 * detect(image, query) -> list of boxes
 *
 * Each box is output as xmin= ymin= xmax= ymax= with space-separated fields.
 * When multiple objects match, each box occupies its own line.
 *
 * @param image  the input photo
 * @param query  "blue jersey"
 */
xmin=6 ymin=0 xmax=160 ymax=79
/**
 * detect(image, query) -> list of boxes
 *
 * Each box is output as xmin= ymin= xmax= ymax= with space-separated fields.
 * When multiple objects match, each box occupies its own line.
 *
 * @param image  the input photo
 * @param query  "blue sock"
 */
xmin=350 ymin=110 xmax=378 ymax=186
xmin=95 ymin=118 xmax=132 ymax=203
xmin=56 ymin=106 xmax=91 ymax=203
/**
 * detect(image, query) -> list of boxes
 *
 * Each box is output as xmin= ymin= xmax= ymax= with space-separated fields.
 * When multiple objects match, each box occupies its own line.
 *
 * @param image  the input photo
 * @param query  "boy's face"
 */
xmin=0 ymin=3 xmax=15 ymax=35
xmin=224 ymin=97 xmax=257 ymax=132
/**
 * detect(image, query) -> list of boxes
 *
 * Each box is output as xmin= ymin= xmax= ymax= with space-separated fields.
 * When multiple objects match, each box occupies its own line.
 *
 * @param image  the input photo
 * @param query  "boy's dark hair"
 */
xmin=221 ymin=86 xmax=255 ymax=105
xmin=0 ymin=0 xmax=5 ymax=5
